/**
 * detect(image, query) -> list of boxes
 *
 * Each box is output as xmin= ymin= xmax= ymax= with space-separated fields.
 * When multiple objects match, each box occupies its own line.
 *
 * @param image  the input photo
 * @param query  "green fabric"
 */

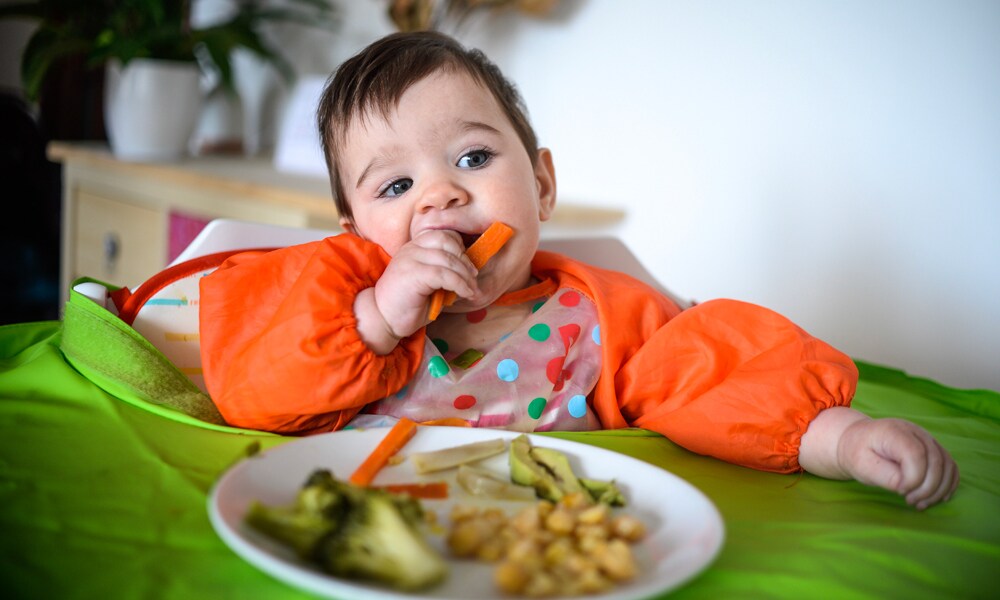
xmin=1 ymin=321 xmax=997 ymax=599
xmin=59 ymin=281 xmax=225 ymax=426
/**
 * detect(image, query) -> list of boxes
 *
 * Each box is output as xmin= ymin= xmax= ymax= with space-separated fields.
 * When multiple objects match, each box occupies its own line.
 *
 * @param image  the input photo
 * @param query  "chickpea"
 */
xmin=495 ymin=560 xmax=530 ymax=594
xmin=446 ymin=494 xmax=648 ymax=597
xmin=611 ymin=514 xmax=647 ymax=542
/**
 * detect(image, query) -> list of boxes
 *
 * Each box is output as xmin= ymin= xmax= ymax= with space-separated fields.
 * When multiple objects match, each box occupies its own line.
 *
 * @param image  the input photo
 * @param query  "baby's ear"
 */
xmin=535 ymin=147 xmax=557 ymax=221
xmin=339 ymin=216 xmax=357 ymax=235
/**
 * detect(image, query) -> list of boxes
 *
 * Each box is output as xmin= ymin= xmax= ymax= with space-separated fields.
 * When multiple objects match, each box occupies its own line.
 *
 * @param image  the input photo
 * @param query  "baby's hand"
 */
xmin=373 ymin=230 xmax=479 ymax=338
xmin=799 ymin=407 xmax=959 ymax=510
xmin=837 ymin=417 xmax=959 ymax=510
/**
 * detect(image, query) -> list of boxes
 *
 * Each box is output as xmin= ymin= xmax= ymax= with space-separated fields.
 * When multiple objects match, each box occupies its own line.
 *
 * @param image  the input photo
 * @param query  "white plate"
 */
xmin=208 ymin=428 xmax=724 ymax=600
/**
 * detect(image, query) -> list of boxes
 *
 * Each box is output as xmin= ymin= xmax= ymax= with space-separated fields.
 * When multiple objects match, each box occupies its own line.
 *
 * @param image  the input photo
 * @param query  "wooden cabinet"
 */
xmin=49 ymin=142 xmax=625 ymax=306
xmin=73 ymin=190 xmax=166 ymax=286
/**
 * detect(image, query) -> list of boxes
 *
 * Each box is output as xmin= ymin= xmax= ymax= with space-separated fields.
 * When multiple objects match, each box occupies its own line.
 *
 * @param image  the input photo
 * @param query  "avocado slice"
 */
xmin=579 ymin=478 xmax=626 ymax=507
xmin=509 ymin=435 xmax=565 ymax=501
xmin=528 ymin=446 xmax=591 ymax=500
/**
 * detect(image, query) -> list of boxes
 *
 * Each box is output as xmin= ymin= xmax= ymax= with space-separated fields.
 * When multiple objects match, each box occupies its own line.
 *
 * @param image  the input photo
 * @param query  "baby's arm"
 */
xmin=798 ymin=406 xmax=959 ymax=509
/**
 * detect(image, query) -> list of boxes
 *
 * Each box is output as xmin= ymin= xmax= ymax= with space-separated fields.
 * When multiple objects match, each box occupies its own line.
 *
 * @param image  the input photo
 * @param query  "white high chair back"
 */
xmin=129 ymin=219 xmax=688 ymax=393
xmin=174 ymin=219 xmax=683 ymax=298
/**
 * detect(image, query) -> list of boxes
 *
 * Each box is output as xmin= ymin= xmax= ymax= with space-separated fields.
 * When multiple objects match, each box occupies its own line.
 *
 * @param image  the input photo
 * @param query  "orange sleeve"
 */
xmin=199 ymin=235 xmax=424 ymax=434
xmin=604 ymin=298 xmax=858 ymax=473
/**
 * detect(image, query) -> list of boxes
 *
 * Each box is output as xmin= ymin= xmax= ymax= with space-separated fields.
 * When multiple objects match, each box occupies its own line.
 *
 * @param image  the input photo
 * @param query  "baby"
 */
xmin=199 ymin=31 xmax=957 ymax=510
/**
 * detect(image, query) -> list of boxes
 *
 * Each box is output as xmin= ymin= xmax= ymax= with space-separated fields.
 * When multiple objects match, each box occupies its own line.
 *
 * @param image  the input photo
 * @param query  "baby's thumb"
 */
xmin=849 ymin=451 xmax=906 ymax=493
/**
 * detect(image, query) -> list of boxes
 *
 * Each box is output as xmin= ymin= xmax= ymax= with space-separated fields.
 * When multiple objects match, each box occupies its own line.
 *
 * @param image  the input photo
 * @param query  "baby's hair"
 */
xmin=317 ymin=31 xmax=539 ymax=222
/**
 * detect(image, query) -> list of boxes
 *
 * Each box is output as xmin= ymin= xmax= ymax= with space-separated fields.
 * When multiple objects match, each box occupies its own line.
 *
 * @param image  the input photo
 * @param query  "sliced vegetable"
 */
xmin=456 ymin=464 xmax=537 ymax=500
xmin=418 ymin=417 xmax=472 ymax=427
xmin=580 ymin=478 xmax=626 ymax=507
xmin=410 ymin=437 xmax=507 ymax=474
xmin=509 ymin=434 xmax=627 ymax=506
xmin=349 ymin=418 xmax=419 ymax=486
xmin=428 ymin=222 xmax=515 ymax=320
xmin=373 ymin=482 xmax=450 ymax=500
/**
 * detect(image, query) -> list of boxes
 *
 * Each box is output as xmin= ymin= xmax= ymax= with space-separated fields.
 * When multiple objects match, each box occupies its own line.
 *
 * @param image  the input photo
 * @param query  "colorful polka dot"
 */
xmin=450 ymin=348 xmax=484 ymax=369
xmin=428 ymin=356 xmax=449 ymax=378
xmin=531 ymin=301 xmax=545 ymax=313
xmin=546 ymin=357 xmax=571 ymax=392
xmin=394 ymin=385 xmax=409 ymax=399
xmin=559 ymin=323 xmax=581 ymax=350
xmin=528 ymin=397 xmax=547 ymax=419
xmin=466 ymin=308 xmax=487 ymax=323
xmin=546 ymin=356 xmax=565 ymax=384
xmin=454 ymin=394 xmax=476 ymax=410
xmin=528 ymin=323 xmax=550 ymax=341
xmin=497 ymin=358 xmax=519 ymax=382
xmin=591 ymin=325 xmax=601 ymax=346
xmin=432 ymin=338 xmax=449 ymax=354
xmin=568 ymin=395 xmax=587 ymax=418
xmin=559 ymin=291 xmax=581 ymax=307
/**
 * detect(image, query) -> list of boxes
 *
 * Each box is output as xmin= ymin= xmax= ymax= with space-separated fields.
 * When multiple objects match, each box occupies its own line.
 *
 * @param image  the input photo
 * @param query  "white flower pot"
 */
xmin=104 ymin=59 xmax=203 ymax=161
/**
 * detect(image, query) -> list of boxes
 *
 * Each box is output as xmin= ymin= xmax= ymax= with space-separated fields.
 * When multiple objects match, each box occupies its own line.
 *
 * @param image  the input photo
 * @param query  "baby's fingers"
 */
xmin=904 ymin=439 xmax=959 ymax=510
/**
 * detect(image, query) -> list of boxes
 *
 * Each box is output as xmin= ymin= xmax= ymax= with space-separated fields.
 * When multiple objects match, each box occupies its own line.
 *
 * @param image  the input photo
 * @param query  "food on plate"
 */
xmin=456 ymin=464 xmax=538 ymax=500
xmin=245 ymin=469 xmax=447 ymax=591
xmin=446 ymin=492 xmax=647 ymax=597
xmin=579 ymin=478 xmax=626 ymax=507
xmin=348 ymin=417 xmax=418 ymax=486
xmin=509 ymin=435 xmax=625 ymax=505
xmin=410 ymin=437 xmax=507 ymax=473
xmin=428 ymin=221 xmax=514 ymax=320
xmin=244 ymin=434 xmax=638 ymax=594
xmin=372 ymin=481 xmax=450 ymax=499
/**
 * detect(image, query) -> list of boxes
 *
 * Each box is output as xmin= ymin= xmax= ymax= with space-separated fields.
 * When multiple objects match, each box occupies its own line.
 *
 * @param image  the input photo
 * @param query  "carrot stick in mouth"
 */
xmin=427 ymin=222 xmax=514 ymax=321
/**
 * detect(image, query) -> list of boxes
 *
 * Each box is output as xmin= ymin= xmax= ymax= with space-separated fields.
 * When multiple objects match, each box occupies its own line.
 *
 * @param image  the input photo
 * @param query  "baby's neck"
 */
xmin=427 ymin=301 xmax=536 ymax=353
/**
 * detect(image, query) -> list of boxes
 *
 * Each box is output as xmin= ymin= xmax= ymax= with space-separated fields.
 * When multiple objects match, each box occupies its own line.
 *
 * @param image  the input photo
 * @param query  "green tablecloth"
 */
xmin=1 ymin=321 xmax=997 ymax=599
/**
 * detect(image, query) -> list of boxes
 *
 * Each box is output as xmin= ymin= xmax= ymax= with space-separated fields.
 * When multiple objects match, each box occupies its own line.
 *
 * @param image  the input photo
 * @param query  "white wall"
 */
xmin=313 ymin=0 xmax=1000 ymax=391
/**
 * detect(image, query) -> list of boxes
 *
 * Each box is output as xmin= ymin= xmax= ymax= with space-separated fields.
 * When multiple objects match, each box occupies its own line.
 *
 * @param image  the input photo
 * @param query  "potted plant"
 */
xmin=1 ymin=0 xmax=337 ymax=160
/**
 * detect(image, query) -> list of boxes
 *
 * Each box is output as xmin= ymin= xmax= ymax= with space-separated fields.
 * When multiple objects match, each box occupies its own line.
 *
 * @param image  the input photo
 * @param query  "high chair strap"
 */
xmin=114 ymin=248 xmax=276 ymax=325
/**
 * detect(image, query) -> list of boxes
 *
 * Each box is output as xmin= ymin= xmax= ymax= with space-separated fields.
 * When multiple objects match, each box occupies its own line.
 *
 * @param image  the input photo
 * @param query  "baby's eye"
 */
xmin=457 ymin=149 xmax=492 ymax=169
xmin=380 ymin=178 xmax=413 ymax=198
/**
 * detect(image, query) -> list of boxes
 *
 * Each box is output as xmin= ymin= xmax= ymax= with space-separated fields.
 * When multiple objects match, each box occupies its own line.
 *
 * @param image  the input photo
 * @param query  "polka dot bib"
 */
xmin=363 ymin=288 xmax=603 ymax=432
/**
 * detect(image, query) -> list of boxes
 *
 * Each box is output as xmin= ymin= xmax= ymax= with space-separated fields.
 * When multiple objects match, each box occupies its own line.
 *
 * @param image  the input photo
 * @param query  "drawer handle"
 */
xmin=104 ymin=232 xmax=120 ymax=274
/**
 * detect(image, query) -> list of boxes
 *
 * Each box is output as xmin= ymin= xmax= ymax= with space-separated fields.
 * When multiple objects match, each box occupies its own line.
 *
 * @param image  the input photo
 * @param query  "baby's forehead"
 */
xmin=339 ymin=69 xmax=496 ymax=145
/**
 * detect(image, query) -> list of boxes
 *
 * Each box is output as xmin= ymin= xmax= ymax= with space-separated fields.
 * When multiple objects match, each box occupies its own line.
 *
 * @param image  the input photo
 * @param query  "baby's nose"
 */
xmin=418 ymin=178 xmax=469 ymax=211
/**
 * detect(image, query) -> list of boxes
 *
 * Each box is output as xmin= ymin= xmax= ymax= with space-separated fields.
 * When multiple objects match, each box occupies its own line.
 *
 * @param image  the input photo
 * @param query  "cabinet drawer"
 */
xmin=74 ymin=191 xmax=168 ymax=286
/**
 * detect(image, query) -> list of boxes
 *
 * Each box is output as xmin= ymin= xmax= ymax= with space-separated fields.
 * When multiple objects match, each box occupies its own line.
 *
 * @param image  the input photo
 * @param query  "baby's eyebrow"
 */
xmin=355 ymin=150 xmax=400 ymax=190
xmin=460 ymin=120 xmax=502 ymax=136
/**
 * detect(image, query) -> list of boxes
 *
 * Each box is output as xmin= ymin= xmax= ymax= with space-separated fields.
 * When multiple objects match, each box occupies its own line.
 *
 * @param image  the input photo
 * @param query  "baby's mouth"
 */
xmin=459 ymin=231 xmax=482 ymax=250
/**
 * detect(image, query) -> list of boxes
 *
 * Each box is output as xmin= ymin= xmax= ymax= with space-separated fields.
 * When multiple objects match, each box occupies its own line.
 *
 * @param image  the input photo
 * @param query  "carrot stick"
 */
xmin=427 ymin=222 xmax=515 ymax=321
xmin=418 ymin=417 xmax=472 ymax=427
xmin=372 ymin=481 xmax=450 ymax=499
xmin=349 ymin=417 xmax=418 ymax=486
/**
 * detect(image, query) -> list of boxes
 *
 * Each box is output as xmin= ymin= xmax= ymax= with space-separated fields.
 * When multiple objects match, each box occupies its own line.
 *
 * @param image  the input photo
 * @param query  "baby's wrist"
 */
xmin=354 ymin=287 xmax=402 ymax=355
xmin=800 ymin=406 xmax=870 ymax=479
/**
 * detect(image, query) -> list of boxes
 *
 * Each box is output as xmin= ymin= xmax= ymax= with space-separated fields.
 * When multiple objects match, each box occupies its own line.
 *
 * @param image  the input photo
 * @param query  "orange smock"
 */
xmin=199 ymin=234 xmax=857 ymax=473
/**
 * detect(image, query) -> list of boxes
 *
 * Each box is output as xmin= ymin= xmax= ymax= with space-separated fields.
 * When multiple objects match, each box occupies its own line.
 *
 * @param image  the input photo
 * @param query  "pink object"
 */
xmin=168 ymin=212 xmax=212 ymax=263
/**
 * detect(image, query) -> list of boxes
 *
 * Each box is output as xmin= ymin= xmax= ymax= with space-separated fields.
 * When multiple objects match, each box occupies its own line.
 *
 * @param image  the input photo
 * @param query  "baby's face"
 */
xmin=339 ymin=69 xmax=556 ymax=302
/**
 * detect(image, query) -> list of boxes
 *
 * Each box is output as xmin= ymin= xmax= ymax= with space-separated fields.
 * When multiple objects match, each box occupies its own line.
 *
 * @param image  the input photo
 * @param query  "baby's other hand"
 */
xmin=837 ymin=417 xmax=959 ymax=510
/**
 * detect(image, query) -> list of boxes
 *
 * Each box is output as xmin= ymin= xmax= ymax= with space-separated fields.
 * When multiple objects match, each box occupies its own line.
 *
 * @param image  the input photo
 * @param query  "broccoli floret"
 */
xmin=245 ymin=469 xmax=447 ymax=591
xmin=315 ymin=491 xmax=447 ymax=591
xmin=245 ymin=469 xmax=347 ymax=557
